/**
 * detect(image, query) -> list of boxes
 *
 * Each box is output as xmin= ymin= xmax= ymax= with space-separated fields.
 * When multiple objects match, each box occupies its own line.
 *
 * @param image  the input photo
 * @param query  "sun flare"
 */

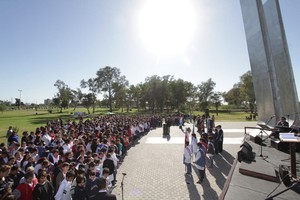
xmin=138 ymin=0 xmax=196 ymax=55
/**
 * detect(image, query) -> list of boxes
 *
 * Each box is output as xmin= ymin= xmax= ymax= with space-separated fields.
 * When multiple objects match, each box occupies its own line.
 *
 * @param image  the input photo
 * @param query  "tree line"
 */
xmin=49 ymin=66 xmax=255 ymax=115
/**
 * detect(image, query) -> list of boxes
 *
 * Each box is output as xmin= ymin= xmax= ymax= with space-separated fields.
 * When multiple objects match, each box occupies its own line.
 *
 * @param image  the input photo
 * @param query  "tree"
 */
xmin=139 ymin=83 xmax=149 ymax=110
xmin=70 ymin=88 xmax=83 ymax=111
xmin=52 ymin=97 xmax=60 ymax=112
xmin=169 ymin=79 xmax=194 ymax=111
xmin=143 ymin=75 xmax=165 ymax=113
xmin=239 ymin=71 xmax=255 ymax=113
xmin=197 ymin=78 xmax=216 ymax=111
xmin=81 ymin=93 xmax=94 ymax=114
xmin=186 ymin=85 xmax=197 ymax=116
xmin=96 ymin=66 xmax=127 ymax=112
xmin=53 ymin=80 xmax=72 ymax=113
xmin=128 ymin=84 xmax=142 ymax=111
xmin=0 ymin=104 xmax=7 ymax=113
xmin=210 ymin=92 xmax=223 ymax=116
xmin=224 ymin=85 xmax=242 ymax=106
xmin=15 ymin=98 xmax=21 ymax=109
xmin=113 ymin=81 xmax=129 ymax=112
xmin=80 ymin=78 xmax=98 ymax=113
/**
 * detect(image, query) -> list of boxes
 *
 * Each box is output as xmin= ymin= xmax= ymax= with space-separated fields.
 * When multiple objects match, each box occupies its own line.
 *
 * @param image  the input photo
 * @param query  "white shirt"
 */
xmin=86 ymin=142 xmax=92 ymax=152
xmin=183 ymin=146 xmax=192 ymax=164
xmin=191 ymin=137 xmax=198 ymax=153
xmin=55 ymin=179 xmax=72 ymax=200
xmin=34 ymin=163 xmax=42 ymax=175
xmin=42 ymin=133 xmax=52 ymax=146
xmin=62 ymin=144 xmax=71 ymax=154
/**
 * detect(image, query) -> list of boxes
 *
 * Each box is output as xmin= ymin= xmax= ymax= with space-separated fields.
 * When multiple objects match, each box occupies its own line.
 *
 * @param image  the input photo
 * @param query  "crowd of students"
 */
xmin=0 ymin=114 xmax=163 ymax=200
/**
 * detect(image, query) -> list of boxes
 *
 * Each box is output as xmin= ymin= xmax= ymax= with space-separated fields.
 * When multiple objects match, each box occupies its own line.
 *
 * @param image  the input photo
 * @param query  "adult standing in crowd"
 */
xmin=216 ymin=125 xmax=224 ymax=153
xmin=213 ymin=128 xmax=219 ymax=155
xmin=90 ymin=177 xmax=117 ymax=200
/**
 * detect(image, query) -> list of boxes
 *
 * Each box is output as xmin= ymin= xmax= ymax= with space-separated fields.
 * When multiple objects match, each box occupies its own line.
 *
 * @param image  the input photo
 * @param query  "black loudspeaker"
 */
xmin=279 ymin=165 xmax=291 ymax=186
xmin=254 ymin=136 xmax=263 ymax=145
xmin=238 ymin=142 xmax=253 ymax=162
xmin=240 ymin=141 xmax=253 ymax=152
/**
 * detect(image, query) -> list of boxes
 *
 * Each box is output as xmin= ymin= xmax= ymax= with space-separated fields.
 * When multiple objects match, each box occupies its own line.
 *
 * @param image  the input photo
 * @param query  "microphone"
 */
xmin=122 ymin=173 xmax=127 ymax=176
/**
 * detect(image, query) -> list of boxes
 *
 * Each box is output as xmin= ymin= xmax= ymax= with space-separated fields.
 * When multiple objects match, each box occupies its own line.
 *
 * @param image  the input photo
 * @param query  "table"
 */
xmin=279 ymin=133 xmax=300 ymax=178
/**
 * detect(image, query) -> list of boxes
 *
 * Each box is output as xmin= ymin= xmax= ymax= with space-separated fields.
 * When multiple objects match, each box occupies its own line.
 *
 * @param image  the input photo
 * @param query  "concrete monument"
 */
xmin=240 ymin=0 xmax=299 ymax=127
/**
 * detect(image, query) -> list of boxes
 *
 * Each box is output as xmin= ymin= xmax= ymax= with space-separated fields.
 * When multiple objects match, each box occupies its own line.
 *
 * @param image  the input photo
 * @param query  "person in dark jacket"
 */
xmin=90 ymin=177 xmax=117 ymax=200
xmin=33 ymin=170 xmax=54 ymax=200
xmin=195 ymin=142 xmax=206 ymax=184
xmin=85 ymin=171 xmax=99 ymax=199
xmin=216 ymin=125 xmax=224 ymax=153
xmin=102 ymin=153 xmax=115 ymax=185
xmin=73 ymin=175 xmax=87 ymax=200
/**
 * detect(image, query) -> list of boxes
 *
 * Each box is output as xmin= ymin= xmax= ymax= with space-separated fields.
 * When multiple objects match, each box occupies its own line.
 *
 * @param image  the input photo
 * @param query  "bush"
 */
xmin=0 ymin=104 xmax=7 ymax=113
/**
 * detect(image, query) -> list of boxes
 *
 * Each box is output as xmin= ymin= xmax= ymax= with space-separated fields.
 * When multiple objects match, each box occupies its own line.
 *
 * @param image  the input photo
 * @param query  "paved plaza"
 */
xmin=111 ymin=122 xmax=257 ymax=200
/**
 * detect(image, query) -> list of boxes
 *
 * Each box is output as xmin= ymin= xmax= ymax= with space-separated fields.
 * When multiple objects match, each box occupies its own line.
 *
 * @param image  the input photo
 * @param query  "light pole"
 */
xmin=18 ymin=89 xmax=22 ymax=109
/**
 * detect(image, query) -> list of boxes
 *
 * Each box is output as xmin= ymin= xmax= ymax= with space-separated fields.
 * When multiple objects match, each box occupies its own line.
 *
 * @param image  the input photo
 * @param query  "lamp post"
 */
xmin=18 ymin=89 xmax=22 ymax=109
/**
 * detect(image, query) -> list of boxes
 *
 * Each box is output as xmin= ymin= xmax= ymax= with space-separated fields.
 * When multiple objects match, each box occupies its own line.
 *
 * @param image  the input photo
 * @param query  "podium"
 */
xmin=279 ymin=133 xmax=300 ymax=178
xmin=163 ymin=123 xmax=169 ymax=136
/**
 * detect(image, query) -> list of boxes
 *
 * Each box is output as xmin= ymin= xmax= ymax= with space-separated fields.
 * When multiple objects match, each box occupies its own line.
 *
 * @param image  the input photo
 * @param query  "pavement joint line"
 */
xmin=146 ymin=137 xmax=244 ymax=144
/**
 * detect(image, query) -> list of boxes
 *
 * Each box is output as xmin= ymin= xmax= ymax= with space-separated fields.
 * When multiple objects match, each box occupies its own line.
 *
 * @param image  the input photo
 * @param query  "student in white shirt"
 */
xmin=183 ymin=141 xmax=192 ymax=175
xmin=55 ymin=170 xmax=75 ymax=200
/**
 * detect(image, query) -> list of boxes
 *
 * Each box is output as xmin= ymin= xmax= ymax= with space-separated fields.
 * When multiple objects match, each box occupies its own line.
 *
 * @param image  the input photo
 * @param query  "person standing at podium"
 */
xmin=272 ymin=116 xmax=289 ymax=139
xmin=277 ymin=116 xmax=289 ymax=127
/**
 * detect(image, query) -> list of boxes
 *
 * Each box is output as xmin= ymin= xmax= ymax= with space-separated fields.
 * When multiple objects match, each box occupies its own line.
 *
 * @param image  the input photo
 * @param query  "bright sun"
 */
xmin=138 ymin=0 xmax=196 ymax=55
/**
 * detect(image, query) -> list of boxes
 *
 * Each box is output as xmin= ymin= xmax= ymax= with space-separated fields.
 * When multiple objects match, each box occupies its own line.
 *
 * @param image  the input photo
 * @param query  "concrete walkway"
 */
xmin=112 ymin=122 xmax=257 ymax=200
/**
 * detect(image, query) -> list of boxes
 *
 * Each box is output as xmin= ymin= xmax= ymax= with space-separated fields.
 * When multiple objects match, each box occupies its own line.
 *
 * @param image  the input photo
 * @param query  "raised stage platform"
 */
xmin=221 ymin=130 xmax=300 ymax=200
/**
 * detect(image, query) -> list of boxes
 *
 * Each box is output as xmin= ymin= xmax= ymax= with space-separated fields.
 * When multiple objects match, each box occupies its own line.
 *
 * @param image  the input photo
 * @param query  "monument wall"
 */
xmin=240 ymin=0 xmax=299 ymax=127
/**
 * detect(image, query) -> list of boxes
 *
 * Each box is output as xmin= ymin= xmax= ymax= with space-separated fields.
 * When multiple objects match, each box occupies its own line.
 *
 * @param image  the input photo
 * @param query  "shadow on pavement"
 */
xmin=209 ymin=150 xmax=235 ymax=190
xmin=198 ymin=170 xmax=219 ymax=200
xmin=191 ymin=165 xmax=218 ymax=199
xmin=185 ymin=173 xmax=201 ymax=200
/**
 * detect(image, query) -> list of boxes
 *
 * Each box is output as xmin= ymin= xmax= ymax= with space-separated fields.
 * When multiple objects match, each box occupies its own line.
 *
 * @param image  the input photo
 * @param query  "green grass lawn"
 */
xmin=0 ymin=108 xmax=254 ymax=144
xmin=211 ymin=112 xmax=252 ymax=121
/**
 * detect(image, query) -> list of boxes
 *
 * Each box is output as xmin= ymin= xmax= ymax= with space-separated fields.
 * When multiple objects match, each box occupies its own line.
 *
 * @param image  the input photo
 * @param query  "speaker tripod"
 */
xmin=258 ymin=129 xmax=268 ymax=159
xmin=121 ymin=173 xmax=127 ymax=200
xmin=265 ymin=179 xmax=300 ymax=200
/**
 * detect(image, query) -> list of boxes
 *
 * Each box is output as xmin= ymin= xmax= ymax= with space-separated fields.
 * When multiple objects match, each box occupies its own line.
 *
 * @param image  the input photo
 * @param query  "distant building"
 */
xmin=44 ymin=99 xmax=52 ymax=105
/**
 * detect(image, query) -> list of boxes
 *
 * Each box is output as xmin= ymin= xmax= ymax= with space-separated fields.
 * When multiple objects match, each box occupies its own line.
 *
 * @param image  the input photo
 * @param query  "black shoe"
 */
xmin=196 ymin=180 xmax=202 ymax=184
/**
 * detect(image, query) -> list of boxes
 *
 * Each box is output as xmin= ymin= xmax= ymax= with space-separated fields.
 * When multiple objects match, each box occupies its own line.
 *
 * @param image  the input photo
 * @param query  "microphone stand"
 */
xmin=121 ymin=173 xmax=126 ymax=200
xmin=259 ymin=115 xmax=275 ymax=158
xmin=265 ymin=179 xmax=300 ymax=200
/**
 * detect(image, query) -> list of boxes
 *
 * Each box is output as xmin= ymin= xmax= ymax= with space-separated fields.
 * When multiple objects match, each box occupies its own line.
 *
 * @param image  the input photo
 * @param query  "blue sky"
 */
xmin=0 ymin=0 xmax=299 ymax=104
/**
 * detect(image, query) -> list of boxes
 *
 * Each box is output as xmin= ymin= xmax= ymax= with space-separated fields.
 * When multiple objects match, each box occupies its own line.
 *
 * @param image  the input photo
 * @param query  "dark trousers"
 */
xmin=198 ymin=168 xmax=205 ymax=182
xmin=218 ymin=141 xmax=223 ymax=153
xmin=214 ymin=141 xmax=219 ymax=154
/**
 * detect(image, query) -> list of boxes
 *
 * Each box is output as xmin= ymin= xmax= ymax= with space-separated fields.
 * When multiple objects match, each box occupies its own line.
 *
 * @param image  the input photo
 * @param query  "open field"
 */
xmin=0 ymin=108 xmax=255 ymax=144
